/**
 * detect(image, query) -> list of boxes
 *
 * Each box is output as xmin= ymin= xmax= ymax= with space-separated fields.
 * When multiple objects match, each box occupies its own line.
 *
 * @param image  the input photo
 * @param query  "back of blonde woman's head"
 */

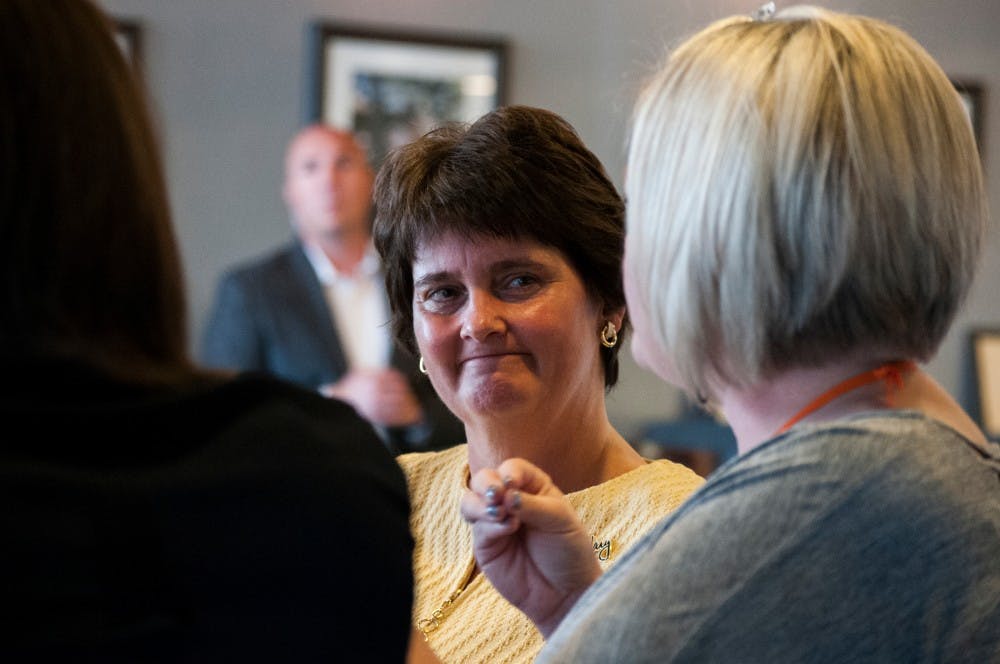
xmin=625 ymin=6 xmax=986 ymax=398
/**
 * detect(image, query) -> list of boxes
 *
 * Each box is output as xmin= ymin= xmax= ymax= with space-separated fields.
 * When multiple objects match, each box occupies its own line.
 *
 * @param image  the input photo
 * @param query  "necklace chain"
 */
xmin=417 ymin=561 xmax=476 ymax=641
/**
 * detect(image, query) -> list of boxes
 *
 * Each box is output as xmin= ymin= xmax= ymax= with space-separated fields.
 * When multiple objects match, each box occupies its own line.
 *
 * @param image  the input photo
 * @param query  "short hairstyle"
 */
xmin=0 ymin=0 xmax=191 ymax=382
xmin=625 ymin=6 xmax=987 ymax=397
xmin=374 ymin=105 xmax=629 ymax=387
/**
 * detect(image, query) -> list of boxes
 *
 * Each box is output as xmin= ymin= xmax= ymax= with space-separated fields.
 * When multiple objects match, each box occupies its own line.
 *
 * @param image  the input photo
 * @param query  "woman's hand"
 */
xmin=461 ymin=458 xmax=602 ymax=637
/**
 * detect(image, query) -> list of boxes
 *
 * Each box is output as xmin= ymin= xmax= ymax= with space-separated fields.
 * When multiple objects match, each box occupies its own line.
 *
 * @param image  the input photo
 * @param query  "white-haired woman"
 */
xmin=463 ymin=6 xmax=1000 ymax=662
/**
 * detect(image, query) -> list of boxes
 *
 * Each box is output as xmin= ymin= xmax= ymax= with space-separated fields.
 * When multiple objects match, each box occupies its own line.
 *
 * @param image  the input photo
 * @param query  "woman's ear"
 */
xmin=603 ymin=305 xmax=626 ymax=332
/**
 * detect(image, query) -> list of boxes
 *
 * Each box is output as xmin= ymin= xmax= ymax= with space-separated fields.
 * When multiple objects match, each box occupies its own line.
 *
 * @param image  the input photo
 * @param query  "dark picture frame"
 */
xmin=962 ymin=327 xmax=1000 ymax=441
xmin=951 ymin=79 xmax=985 ymax=155
xmin=306 ymin=22 xmax=507 ymax=167
xmin=114 ymin=18 xmax=143 ymax=73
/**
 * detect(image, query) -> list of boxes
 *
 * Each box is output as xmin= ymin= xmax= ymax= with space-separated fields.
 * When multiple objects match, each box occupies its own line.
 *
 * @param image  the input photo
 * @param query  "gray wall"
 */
xmin=97 ymin=0 xmax=1000 ymax=441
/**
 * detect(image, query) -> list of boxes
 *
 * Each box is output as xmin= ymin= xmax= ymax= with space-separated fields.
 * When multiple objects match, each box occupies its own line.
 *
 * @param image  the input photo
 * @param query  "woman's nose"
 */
xmin=461 ymin=291 xmax=506 ymax=341
xmin=326 ymin=166 xmax=341 ymax=188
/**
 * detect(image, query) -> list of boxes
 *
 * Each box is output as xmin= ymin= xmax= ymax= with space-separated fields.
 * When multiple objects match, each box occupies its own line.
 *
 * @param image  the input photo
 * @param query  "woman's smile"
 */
xmin=459 ymin=351 xmax=530 ymax=367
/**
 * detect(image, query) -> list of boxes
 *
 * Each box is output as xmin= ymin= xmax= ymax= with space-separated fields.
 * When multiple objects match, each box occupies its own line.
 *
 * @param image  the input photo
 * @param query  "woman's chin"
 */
xmin=460 ymin=377 xmax=532 ymax=416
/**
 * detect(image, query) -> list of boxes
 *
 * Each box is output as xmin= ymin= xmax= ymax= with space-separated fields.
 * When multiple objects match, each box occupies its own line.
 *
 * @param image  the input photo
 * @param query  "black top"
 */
xmin=0 ymin=359 xmax=413 ymax=662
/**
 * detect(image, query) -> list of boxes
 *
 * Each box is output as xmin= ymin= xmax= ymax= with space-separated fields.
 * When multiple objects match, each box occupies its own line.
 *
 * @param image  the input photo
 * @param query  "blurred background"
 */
xmin=96 ymin=0 xmax=999 ymax=464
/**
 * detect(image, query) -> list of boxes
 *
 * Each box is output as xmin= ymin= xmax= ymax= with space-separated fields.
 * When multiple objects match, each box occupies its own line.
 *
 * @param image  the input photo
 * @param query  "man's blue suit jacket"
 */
xmin=200 ymin=240 xmax=464 ymax=454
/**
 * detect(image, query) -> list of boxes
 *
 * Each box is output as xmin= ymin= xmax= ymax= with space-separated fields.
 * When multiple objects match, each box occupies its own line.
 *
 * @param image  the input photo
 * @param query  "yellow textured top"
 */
xmin=399 ymin=444 xmax=705 ymax=664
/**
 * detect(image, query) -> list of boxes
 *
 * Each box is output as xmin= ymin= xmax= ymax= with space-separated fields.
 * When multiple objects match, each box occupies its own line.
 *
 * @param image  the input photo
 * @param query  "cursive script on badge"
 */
xmin=591 ymin=535 xmax=613 ymax=561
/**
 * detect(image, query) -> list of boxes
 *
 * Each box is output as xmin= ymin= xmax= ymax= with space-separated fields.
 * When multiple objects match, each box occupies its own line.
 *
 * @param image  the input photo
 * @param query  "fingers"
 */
xmin=339 ymin=368 xmax=409 ymax=392
xmin=466 ymin=459 xmax=563 ymax=520
xmin=463 ymin=471 xmax=511 ymax=524
xmin=460 ymin=495 xmax=522 ymax=538
xmin=461 ymin=475 xmax=506 ymax=523
xmin=464 ymin=458 xmax=577 ymax=533
xmin=367 ymin=392 xmax=422 ymax=426
xmin=373 ymin=368 xmax=413 ymax=391
xmin=468 ymin=458 xmax=558 ymax=496
xmin=333 ymin=369 xmax=423 ymax=426
xmin=496 ymin=458 xmax=563 ymax=497
xmin=468 ymin=466 xmax=506 ymax=497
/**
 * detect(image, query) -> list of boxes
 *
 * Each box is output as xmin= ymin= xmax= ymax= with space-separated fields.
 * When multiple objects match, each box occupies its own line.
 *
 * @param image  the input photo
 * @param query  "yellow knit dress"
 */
xmin=399 ymin=444 xmax=704 ymax=664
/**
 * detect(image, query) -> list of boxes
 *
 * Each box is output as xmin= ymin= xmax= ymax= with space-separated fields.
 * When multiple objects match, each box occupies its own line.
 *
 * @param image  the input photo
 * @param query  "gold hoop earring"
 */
xmin=600 ymin=321 xmax=618 ymax=349
xmin=418 ymin=356 xmax=428 ymax=374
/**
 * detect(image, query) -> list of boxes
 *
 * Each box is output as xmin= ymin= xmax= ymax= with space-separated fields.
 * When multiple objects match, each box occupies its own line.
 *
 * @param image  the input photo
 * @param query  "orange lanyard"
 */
xmin=774 ymin=360 xmax=917 ymax=436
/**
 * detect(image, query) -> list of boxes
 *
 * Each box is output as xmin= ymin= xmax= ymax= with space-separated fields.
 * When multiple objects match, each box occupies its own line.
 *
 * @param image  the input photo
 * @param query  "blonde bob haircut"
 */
xmin=625 ymin=5 xmax=987 ymax=398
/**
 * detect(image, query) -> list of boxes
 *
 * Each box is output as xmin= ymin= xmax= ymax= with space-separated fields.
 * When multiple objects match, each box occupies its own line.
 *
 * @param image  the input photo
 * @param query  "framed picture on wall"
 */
xmin=307 ymin=22 xmax=507 ymax=167
xmin=964 ymin=328 xmax=1000 ymax=440
xmin=114 ymin=18 xmax=142 ymax=73
xmin=951 ymin=79 xmax=985 ymax=154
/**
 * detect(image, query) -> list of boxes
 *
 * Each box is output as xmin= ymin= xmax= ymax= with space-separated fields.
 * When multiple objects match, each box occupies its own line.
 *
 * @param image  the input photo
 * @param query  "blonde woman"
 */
xmin=465 ymin=6 xmax=1000 ymax=662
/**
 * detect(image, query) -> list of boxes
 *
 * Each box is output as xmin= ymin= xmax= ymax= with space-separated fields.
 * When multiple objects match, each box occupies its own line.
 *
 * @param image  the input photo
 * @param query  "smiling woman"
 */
xmin=412 ymin=237 xmax=601 ymax=421
xmin=373 ymin=105 xmax=705 ymax=664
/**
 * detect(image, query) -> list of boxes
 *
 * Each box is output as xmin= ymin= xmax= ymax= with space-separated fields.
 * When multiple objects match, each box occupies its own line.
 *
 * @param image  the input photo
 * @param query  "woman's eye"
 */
xmin=427 ymin=286 xmax=458 ymax=301
xmin=498 ymin=274 xmax=544 ymax=299
xmin=418 ymin=286 xmax=464 ymax=313
xmin=506 ymin=274 xmax=539 ymax=290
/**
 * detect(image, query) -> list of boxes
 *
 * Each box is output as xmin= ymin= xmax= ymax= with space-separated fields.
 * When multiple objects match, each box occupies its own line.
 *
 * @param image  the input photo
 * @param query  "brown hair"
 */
xmin=0 ymin=0 xmax=193 ymax=382
xmin=374 ymin=105 xmax=629 ymax=387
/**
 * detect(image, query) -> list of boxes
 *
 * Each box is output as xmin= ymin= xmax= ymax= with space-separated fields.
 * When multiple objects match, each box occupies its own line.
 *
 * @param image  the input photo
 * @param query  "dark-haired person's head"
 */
xmin=0 ymin=0 xmax=189 ymax=382
xmin=374 ymin=105 xmax=629 ymax=393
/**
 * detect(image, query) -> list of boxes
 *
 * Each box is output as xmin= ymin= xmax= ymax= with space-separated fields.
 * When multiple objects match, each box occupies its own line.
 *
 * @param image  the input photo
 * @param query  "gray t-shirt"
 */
xmin=540 ymin=412 xmax=1000 ymax=663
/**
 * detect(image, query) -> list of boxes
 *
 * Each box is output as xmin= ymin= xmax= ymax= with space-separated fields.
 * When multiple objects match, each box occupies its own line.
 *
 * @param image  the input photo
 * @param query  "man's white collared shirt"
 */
xmin=303 ymin=242 xmax=391 ymax=371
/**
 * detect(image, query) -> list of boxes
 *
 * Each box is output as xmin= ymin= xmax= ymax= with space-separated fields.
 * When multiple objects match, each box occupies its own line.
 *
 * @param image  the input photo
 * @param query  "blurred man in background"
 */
xmin=201 ymin=125 xmax=463 ymax=454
